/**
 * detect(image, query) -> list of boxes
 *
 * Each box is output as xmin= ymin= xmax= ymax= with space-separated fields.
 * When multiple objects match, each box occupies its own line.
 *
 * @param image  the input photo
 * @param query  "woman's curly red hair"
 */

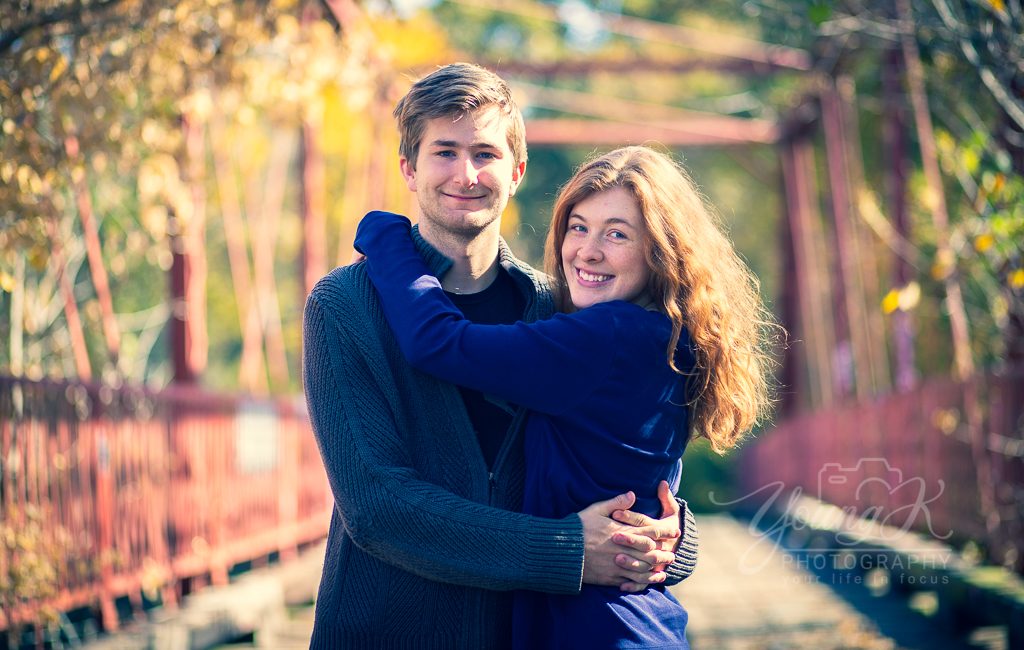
xmin=545 ymin=146 xmax=779 ymax=452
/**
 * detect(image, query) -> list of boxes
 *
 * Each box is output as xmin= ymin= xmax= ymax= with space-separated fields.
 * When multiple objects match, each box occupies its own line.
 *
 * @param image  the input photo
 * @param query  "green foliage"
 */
xmin=808 ymin=3 xmax=833 ymax=26
xmin=2 ymin=0 xmax=1020 ymax=391
xmin=749 ymin=0 xmax=1024 ymax=372
xmin=0 ymin=504 xmax=68 ymax=644
xmin=0 ymin=0 xmax=379 ymax=387
xmin=677 ymin=439 xmax=739 ymax=513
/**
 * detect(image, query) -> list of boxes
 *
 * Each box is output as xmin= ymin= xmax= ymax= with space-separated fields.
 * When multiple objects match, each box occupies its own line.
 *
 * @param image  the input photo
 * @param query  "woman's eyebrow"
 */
xmin=603 ymin=217 xmax=634 ymax=227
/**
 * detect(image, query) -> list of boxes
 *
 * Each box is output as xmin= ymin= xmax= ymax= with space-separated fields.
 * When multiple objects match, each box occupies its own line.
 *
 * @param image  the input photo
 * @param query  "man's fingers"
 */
xmin=612 ymin=533 xmax=676 ymax=566
xmin=614 ymin=553 xmax=651 ymax=572
xmin=612 ymin=532 xmax=656 ymax=553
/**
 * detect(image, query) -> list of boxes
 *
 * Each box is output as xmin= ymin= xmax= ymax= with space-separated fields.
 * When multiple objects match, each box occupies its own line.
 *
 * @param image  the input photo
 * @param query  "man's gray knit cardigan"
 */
xmin=303 ymin=227 xmax=698 ymax=649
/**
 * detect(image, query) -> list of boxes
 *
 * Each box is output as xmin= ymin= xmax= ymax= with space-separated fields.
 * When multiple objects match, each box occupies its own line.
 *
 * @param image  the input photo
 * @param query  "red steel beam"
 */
xmin=525 ymin=117 xmax=779 ymax=147
xmin=479 ymin=57 xmax=798 ymax=78
xmin=448 ymin=0 xmax=812 ymax=71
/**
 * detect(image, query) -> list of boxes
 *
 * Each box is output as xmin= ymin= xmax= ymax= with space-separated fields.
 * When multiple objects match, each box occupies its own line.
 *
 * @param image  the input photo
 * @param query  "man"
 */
xmin=303 ymin=62 xmax=697 ymax=648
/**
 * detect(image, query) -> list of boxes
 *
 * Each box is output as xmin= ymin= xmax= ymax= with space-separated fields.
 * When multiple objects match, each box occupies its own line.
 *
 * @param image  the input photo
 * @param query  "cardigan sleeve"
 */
xmin=303 ymin=288 xmax=585 ymax=594
xmin=355 ymin=211 xmax=617 ymax=416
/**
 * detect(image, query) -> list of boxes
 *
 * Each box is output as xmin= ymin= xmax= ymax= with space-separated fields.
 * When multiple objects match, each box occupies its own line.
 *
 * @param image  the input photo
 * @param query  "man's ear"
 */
xmin=399 ymin=156 xmax=417 ymax=192
xmin=508 ymin=160 xmax=527 ymax=197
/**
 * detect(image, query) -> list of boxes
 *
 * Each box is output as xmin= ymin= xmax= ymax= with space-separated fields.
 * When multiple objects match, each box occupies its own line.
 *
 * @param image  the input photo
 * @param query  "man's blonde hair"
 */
xmin=393 ymin=62 xmax=527 ymax=169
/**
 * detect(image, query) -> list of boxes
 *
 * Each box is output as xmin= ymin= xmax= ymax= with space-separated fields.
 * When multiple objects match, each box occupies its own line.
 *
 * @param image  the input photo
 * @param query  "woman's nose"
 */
xmin=578 ymin=237 xmax=603 ymax=261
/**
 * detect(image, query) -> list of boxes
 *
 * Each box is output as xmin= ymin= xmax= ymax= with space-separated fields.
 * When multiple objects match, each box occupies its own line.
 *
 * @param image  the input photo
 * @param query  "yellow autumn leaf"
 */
xmin=0 ymin=271 xmax=15 ymax=293
xmin=49 ymin=56 xmax=68 ymax=83
xmin=988 ymin=0 xmax=1006 ymax=11
xmin=881 ymin=289 xmax=900 ymax=314
xmin=961 ymin=148 xmax=980 ymax=174
xmin=16 ymin=165 xmax=34 ymax=192
xmin=108 ymin=38 xmax=128 ymax=57
xmin=991 ymin=173 xmax=1006 ymax=195
xmin=27 ymin=246 xmax=48 ymax=271
xmin=276 ymin=14 xmax=300 ymax=38
xmin=898 ymin=282 xmax=921 ymax=311
xmin=993 ymin=295 xmax=1008 ymax=321
xmin=974 ymin=233 xmax=994 ymax=252
xmin=1010 ymin=269 xmax=1024 ymax=289
xmin=920 ymin=186 xmax=940 ymax=212
xmin=931 ymin=250 xmax=955 ymax=280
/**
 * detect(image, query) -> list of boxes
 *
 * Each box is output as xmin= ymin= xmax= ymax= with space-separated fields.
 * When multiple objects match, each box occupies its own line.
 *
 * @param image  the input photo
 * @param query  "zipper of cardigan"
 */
xmin=490 ymin=407 xmax=527 ymax=507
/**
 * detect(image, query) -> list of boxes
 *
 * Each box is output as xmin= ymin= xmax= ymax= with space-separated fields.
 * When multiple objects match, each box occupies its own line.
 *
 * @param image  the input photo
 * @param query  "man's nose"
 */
xmin=454 ymin=157 xmax=479 ymax=186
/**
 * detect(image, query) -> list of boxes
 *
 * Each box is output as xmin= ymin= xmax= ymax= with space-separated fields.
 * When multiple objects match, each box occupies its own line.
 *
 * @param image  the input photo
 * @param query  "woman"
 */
xmin=353 ymin=146 xmax=775 ymax=649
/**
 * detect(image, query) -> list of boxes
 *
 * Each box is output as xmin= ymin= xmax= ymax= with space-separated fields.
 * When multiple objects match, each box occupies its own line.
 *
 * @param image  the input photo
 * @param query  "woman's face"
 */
xmin=560 ymin=186 xmax=652 ymax=310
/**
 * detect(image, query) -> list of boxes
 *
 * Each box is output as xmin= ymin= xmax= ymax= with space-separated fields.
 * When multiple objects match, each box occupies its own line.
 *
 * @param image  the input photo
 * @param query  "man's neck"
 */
xmin=419 ymin=220 xmax=502 ymax=294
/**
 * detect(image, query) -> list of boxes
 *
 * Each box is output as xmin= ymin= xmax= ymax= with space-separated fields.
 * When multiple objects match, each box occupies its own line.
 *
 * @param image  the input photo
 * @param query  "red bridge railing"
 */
xmin=741 ymin=369 xmax=1024 ymax=570
xmin=0 ymin=376 xmax=332 ymax=633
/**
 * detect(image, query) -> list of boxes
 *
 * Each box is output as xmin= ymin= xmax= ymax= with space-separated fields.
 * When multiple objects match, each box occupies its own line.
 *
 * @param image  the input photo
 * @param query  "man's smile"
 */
xmin=442 ymin=190 xmax=487 ymax=201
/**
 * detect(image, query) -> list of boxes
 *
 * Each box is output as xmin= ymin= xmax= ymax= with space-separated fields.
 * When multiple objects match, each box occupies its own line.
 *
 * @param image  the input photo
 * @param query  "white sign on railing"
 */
xmin=235 ymin=401 xmax=279 ymax=473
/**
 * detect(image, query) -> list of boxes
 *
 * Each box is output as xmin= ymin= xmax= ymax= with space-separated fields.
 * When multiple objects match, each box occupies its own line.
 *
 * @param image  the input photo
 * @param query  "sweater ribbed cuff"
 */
xmin=663 ymin=499 xmax=698 ymax=585
xmin=523 ymin=515 xmax=586 ymax=595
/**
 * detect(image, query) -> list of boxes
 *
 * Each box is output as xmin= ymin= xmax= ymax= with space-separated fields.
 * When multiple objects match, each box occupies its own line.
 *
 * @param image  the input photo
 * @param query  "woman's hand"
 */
xmin=610 ymin=481 xmax=682 ymax=592
xmin=578 ymin=481 xmax=682 ymax=591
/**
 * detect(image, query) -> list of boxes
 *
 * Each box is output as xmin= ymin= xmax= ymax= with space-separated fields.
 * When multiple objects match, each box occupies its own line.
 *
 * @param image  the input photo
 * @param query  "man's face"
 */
xmin=400 ymin=107 xmax=526 ymax=238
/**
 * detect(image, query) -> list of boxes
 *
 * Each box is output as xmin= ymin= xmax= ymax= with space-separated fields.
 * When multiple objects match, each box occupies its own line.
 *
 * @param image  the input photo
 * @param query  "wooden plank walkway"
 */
xmin=88 ymin=515 xmax=1009 ymax=649
xmin=670 ymin=515 xmax=1005 ymax=650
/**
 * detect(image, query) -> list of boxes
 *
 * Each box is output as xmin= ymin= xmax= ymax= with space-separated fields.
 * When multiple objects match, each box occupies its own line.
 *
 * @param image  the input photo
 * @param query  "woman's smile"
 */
xmin=574 ymin=267 xmax=614 ymax=285
xmin=561 ymin=186 xmax=651 ymax=309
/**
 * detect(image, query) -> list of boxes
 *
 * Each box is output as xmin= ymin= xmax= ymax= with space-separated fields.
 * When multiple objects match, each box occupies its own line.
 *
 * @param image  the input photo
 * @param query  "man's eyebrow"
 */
xmin=425 ymin=139 xmax=501 ymax=149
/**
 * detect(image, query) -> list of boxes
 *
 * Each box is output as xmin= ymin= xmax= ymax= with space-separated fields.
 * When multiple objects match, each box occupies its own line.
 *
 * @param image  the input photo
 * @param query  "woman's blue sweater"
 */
xmin=355 ymin=212 xmax=694 ymax=649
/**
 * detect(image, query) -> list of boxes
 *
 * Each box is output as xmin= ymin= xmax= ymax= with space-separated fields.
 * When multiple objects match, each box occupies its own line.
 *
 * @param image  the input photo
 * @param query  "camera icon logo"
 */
xmin=817 ymin=458 xmax=904 ymax=503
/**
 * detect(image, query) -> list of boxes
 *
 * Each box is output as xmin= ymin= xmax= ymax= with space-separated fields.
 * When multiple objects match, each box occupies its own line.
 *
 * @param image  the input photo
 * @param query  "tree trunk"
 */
xmin=898 ymin=0 xmax=973 ymax=379
xmin=65 ymin=133 xmax=121 ymax=372
xmin=49 ymin=219 xmax=92 ymax=381
xmin=301 ymin=120 xmax=327 ymax=296
xmin=210 ymin=117 xmax=267 ymax=393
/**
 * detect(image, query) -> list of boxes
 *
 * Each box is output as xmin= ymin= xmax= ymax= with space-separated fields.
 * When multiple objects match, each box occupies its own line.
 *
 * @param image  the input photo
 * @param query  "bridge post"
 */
xmin=779 ymin=120 xmax=835 ymax=412
xmin=882 ymin=47 xmax=918 ymax=391
xmin=819 ymin=83 xmax=860 ymax=402
xmin=169 ymin=110 xmax=209 ymax=385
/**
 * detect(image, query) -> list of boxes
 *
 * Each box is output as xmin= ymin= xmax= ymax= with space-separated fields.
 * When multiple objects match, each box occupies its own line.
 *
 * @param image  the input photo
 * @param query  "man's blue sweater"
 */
xmin=355 ymin=212 xmax=695 ymax=649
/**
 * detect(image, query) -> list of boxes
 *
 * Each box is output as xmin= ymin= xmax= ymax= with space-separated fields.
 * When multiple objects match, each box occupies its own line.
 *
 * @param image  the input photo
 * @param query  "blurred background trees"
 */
xmin=1 ymin=0 xmax=1020 ymax=398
